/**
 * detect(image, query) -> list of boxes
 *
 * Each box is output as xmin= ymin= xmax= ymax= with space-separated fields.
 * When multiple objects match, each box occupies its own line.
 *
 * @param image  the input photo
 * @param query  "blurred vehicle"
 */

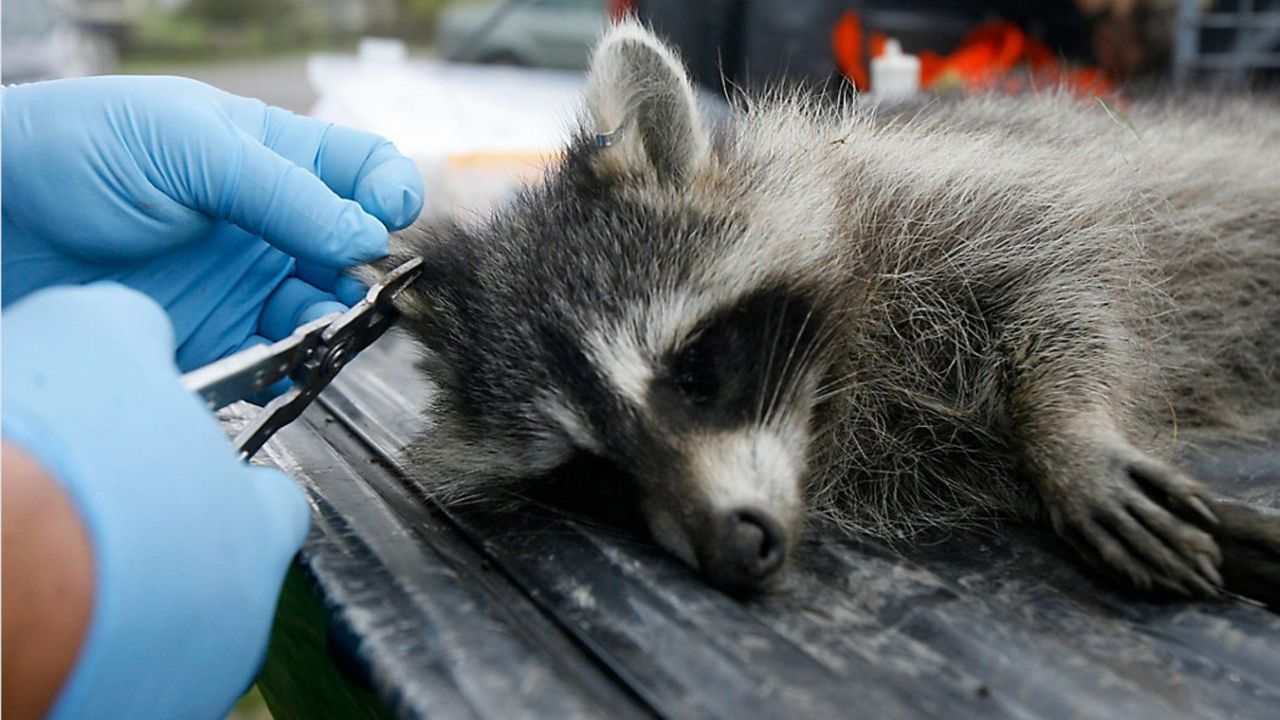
xmin=435 ymin=0 xmax=606 ymax=69
xmin=2 ymin=0 xmax=117 ymax=83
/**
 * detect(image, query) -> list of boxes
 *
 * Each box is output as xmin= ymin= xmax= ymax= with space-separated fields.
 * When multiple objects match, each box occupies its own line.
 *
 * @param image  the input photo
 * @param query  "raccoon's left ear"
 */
xmin=584 ymin=20 xmax=711 ymax=185
xmin=351 ymin=225 xmax=466 ymax=321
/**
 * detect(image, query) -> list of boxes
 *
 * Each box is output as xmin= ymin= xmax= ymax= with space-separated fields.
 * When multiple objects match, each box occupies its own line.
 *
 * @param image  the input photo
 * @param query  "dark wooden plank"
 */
xmin=460 ymin=511 xmax=1004 ymax=720
xmin=877 ymin=529 xmax=1280 ymax=719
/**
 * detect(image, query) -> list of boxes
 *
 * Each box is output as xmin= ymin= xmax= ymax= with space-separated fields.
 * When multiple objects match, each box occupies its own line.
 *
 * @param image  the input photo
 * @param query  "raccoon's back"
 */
xmin=745 ymin=92 xmax=1280 ymax=535
xmin=841 ymin=93 xmax=1280 ymax=429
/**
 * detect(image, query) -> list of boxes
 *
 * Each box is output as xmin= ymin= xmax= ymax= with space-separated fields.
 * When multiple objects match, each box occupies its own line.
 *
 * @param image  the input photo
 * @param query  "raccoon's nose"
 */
xmin=705 ymin=508 xmax=786 ymax=593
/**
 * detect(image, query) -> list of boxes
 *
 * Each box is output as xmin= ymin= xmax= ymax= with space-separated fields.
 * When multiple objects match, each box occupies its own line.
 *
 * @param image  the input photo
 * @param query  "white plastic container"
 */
xmin=871 ymin=38 xmax=921 ymax=103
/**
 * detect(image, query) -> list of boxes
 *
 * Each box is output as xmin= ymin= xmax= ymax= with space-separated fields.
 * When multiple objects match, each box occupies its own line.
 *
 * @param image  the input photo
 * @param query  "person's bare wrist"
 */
xmin=2 ymin=443 xmax=95 ymax=720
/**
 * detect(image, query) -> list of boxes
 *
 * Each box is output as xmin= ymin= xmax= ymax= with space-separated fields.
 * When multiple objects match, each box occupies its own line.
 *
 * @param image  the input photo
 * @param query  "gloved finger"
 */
xmin=348 ymin=152 xmax=424 ymax=230
xmin=232 ymin=335 xmax=293 ymax=405
xmin=335 ymin=273 xmax=371 ymax=307
xmin=244 ymin=466 xmax=311 ymax=554
xmin=317 ymin=123 xmax=423 ymax=230
xmin=258 ymin=107 xmax=424 ymax=231
xmin=258 ymin=277 xmax=346 ymax=341
xmin=295 ymin=261 xmax=370 ymax=306
xmin=218 ymin=127 xmax=389 ymax=268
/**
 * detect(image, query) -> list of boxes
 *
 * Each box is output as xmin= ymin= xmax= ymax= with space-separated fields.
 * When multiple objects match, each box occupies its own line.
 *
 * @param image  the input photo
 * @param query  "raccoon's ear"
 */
xmin=352 ymin=226 xmax=465 ymax=321
xmin=350 ymin=234 xmax=423 ymax=317
xmin=584 ymin=20 xmax=710 ymax=184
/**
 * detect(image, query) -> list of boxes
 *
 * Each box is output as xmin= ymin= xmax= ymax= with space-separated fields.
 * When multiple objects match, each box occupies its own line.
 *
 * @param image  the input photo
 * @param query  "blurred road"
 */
xmin=124 ymin=55 xmax=316 ymax=113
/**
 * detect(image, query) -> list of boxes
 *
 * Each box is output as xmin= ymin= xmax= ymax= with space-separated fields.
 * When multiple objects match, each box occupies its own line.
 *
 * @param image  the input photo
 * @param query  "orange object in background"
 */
xmin=607 ymin=0 xmax=637 ymax=21
xmin=831 ymin=12 xmax=869 ymax=90
xmin=832 ymin=13 xmax=1114 ymax=97
xmin=935 ymin=21 xmax=1027 ymax=87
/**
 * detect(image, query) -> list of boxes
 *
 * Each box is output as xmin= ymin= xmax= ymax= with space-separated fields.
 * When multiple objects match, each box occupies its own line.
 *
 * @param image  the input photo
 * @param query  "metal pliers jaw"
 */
xmin=183 ymin=257 xmax=424 ymax=459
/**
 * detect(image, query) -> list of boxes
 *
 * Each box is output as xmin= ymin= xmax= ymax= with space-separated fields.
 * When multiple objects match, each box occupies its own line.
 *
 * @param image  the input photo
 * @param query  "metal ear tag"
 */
xmin=595 ymin=128 xmax=622 ymax=149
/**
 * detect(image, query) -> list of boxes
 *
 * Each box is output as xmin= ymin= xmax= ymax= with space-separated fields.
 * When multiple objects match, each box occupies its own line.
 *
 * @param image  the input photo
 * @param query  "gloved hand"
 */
xmin=2 ymin=284 xmax=311 ymax=720
xmin=1 ymin=75 xmax=424 ymax=371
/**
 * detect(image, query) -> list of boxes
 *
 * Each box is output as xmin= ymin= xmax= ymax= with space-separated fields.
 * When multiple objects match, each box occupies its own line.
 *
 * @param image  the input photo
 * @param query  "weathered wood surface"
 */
xmin=256 ymin=333 xmax=1280 ymax=720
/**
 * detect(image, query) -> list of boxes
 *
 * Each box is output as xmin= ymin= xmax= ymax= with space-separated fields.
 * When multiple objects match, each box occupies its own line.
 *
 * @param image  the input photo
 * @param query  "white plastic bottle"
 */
xmin=871 ymin=38 xmax=921 ymax=103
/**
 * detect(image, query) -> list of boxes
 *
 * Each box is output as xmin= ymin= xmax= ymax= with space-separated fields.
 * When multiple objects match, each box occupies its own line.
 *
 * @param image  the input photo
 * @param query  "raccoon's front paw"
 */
xmin=1040 ymin=440 xmax=1223 ymax=597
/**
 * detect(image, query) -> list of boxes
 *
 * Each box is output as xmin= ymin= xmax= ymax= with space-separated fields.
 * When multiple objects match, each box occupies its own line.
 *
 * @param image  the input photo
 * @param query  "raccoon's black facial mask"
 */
xmin=652 ymin=288 xmax=828 ymax=434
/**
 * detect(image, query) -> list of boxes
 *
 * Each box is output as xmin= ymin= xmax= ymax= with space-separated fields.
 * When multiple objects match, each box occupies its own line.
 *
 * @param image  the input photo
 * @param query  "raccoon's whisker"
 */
xmin=765 ymin=302 xmax=817 ymax=425
xmin=780 ymin=314 xmax=842 ymax=423
xmin=813 ymin=368 xmax=868 ymax=404
xmin=766 ymin=330 xmax=822 ymax=431
xmin=757 ymin=292 xmax=792 ymax=427
xmin=776 ymin=312 xmax=839 ymax=399
xmin=814 ymin=372 xmax=860 ymax=399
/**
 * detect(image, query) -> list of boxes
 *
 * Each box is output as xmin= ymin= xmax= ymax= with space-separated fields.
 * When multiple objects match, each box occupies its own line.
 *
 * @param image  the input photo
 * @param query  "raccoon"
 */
xmin=365 ymin=21 xmax=1280 ymax=597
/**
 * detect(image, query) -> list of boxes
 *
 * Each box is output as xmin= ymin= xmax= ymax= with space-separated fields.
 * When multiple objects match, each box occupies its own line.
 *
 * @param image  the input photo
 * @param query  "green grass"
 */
xmin=227 ymin=685 xmax=273 ymax=720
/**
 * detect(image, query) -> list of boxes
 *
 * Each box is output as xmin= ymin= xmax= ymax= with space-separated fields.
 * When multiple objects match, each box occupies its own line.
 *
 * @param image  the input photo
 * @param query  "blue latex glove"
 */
xmin=3 ymin=284 xmax=310 ymax=719
xmin=1 ymin=76 xmax=424 ymax=717
xmin=2 ymin=75 xmax=424 ymax=371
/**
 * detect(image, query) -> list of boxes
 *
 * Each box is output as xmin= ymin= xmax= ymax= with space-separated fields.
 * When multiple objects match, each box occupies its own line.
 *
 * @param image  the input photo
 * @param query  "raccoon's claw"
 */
xmin=1125 ymin=453 xmax=1220 ymax=527
xmin=1044 ymin=442 xmax=1224 ymax=598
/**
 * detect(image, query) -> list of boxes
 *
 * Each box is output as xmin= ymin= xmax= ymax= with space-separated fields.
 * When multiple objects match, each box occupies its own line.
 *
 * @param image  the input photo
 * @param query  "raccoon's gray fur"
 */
xmin=367 ymin=21 xmax=1280 ymax=597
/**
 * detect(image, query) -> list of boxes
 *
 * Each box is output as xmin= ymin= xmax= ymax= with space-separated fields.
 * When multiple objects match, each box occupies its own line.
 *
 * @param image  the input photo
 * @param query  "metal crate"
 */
xmin=1175 ymin=0 xmax=1280 ymax=87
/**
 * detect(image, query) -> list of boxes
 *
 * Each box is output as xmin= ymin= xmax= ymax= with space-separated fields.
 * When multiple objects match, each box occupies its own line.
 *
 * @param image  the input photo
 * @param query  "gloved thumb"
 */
xmin=246 ymin=466 xmax=311 ymax=555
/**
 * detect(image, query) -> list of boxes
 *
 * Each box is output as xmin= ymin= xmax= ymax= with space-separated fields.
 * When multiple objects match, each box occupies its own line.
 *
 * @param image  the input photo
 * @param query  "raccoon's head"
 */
xmin=376 ymin=22 xmax=842 ymax=594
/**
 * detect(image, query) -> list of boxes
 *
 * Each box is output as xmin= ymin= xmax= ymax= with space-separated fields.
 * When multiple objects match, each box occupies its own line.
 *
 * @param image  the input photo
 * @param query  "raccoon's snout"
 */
xmin=701 ymin=508 xmax=787 ymax=594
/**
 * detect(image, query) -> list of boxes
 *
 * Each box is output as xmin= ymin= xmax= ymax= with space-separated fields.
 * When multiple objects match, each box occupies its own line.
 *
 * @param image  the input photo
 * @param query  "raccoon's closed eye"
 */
xmin=671 ymin=335 xmax=719 ymax=405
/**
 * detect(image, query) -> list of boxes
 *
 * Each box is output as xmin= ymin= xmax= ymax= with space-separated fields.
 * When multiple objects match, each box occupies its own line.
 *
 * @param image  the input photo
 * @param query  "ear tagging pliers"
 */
xmin=182 ymin=258 xmax=424 ymax=459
